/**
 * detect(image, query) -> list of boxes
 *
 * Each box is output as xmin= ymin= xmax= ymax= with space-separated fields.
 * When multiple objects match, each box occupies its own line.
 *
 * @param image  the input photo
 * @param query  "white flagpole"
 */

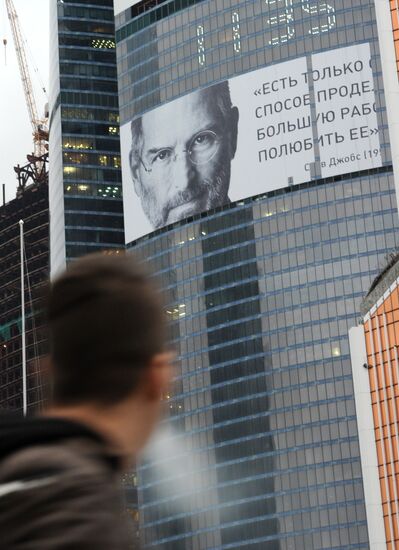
xmin=19 ymin=219 xmax=27 ymax=416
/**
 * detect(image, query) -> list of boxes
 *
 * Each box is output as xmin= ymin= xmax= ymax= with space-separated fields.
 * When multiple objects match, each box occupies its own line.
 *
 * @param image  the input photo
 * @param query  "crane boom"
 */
xmin=5 ymin=0 xmax=48 ymax=157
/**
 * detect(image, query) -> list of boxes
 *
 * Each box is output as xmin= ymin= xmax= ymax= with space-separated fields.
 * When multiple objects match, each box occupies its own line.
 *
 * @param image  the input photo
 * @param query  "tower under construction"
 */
xmin=0 ymin=154 xmax=49 ymax=413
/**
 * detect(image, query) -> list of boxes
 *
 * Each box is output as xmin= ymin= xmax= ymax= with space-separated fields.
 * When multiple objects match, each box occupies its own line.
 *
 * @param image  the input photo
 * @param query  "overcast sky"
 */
xmin=0 ymin=0 xmax=49 ymax=203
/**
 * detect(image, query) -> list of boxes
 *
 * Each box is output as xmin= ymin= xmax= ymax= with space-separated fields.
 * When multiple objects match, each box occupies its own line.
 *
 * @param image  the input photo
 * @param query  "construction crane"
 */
xmin=5 ymin=0 xmax=48 ymax=159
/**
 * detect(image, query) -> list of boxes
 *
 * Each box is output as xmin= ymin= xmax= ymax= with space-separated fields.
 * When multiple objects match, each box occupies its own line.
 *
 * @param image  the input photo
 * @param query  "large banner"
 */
xmin=121 ymin=43 xmax=382 ymax=243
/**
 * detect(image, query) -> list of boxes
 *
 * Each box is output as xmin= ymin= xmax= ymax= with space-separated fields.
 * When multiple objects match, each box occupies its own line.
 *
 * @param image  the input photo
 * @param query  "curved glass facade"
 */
xmin=49 ymin=0 xmax=124 ymax=275
xmin=116 ymin=0 xmax=399 ymax=547
xmin=132 ymin=172 xmax=398 ymax=549
xmin=116 ymin=0 xmax=391 ymax=131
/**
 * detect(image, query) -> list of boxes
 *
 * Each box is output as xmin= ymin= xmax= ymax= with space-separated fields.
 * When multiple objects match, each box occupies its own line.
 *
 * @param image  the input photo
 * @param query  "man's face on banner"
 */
xmin=130 ymin=87 xmax=239 ymax=228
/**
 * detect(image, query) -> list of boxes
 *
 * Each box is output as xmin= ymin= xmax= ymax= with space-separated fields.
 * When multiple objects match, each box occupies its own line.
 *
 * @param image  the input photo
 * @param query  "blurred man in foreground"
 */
xmin=0 ymin=253 xmax=172 ymax=548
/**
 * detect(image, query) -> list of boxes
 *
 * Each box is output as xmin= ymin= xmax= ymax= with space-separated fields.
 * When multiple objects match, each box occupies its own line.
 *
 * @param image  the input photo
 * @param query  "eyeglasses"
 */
xmin=139 ymin=130 xmax=221 ymax=174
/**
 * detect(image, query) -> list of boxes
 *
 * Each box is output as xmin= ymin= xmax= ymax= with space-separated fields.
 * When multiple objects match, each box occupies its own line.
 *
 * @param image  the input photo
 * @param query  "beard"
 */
xmin=140 ymin=163 xmax=230 ymax=229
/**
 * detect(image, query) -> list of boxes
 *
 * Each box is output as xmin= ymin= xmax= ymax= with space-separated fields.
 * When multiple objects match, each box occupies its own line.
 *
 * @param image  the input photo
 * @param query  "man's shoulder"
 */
xmin=0 ymin=436 xmax=114 ymax=484
xmin=0 ymin=437 xmax=124 ymax=524
xmin=0 ymin=438 xmax=131 ymax=549
xmin=0 ymin=416 xmax=121 ymax=484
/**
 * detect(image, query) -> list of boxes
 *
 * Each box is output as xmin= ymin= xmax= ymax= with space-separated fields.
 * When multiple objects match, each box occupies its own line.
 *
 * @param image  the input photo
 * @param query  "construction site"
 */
xmin=0 ymin=0 xmax=49 ymax=413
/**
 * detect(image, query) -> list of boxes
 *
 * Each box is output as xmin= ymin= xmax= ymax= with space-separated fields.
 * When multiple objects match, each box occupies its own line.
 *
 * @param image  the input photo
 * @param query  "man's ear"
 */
xmin=142 ymin=352 xmax=174 ymax=401
xmin=129 ymin=150 xmax=141 ymax=197
xmin=228 ymin=106 xmax=239 ymax=159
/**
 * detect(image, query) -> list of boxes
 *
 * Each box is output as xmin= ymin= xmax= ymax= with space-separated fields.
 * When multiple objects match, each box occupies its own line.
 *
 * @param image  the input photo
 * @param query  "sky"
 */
xmin=0 ymin=0 xmax=49 ymax=203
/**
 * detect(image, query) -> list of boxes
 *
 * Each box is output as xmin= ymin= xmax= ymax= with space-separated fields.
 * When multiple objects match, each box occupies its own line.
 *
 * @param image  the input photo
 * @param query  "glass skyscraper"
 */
xmin=49 ymin=0 xmax=124 ymax=276
xmin=131 ymin=173 xmax=398 ymax=550
xmin=114 ymin=0 xmax=399 ymax=548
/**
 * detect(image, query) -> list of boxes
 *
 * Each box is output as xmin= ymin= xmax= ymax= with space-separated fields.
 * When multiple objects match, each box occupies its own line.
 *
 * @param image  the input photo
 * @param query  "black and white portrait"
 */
xmin=128 ymin=82 xmax=239 ymax=230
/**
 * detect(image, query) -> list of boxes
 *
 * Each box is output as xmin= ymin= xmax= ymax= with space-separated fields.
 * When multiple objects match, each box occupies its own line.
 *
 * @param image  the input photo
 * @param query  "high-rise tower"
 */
xmin=115 ymin=1 xmax=399 ymax=548
xmin=350 ymin=254 xmax=399 ymax=549
xmin=49 ymin=0 xmax=124 ymax=276
xmin=0 ymin=172 xmax=49 ymax=413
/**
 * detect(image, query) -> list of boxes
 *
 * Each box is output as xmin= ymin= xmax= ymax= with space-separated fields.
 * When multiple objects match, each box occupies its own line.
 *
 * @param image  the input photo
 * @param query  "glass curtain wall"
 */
xmin=133 ymin=171 xmax=398 ymax=549
xmin=49 ymin=0 xmax=124 ymax=274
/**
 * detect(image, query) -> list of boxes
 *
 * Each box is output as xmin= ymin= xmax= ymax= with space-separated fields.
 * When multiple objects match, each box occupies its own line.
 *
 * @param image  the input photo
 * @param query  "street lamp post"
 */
xmin=19 ymin=219 xmax=27 ymax=416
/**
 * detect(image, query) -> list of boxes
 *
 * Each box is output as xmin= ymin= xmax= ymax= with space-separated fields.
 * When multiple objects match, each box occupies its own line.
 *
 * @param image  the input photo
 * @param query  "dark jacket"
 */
xmin=0 ymin=415 xmax=132 ymax=549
